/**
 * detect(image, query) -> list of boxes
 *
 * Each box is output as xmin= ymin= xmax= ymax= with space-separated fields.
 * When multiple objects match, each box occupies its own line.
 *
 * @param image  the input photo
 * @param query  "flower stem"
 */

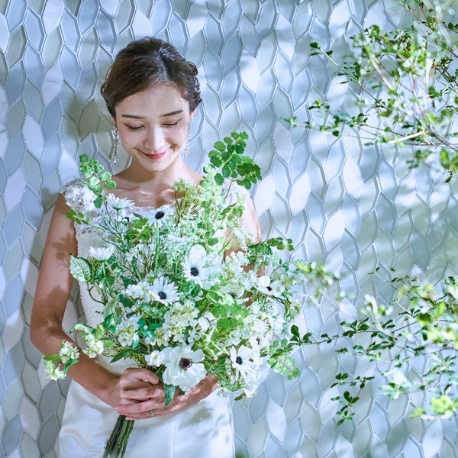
xmin=102 ymin=415 xmax=134 ymax=458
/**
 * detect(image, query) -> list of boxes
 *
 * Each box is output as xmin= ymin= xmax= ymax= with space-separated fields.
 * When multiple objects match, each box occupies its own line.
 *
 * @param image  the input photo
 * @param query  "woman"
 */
xmin=31 ymin=37 xmax=261 ymax=457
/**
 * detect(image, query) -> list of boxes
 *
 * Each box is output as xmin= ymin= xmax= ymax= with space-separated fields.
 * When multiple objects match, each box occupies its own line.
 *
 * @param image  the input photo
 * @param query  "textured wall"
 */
xmin=1 ymin=0 xmax=458 ymax=457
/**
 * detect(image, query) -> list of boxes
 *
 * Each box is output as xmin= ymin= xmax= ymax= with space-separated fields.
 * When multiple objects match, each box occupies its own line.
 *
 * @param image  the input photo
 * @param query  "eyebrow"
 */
xmin=121 ymin=110 xmax=183 ymax=119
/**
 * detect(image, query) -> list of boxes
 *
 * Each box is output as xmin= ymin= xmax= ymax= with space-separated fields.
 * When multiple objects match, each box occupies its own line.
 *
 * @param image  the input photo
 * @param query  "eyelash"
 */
xmin=126 ymin=120 xmax=180 ymax=131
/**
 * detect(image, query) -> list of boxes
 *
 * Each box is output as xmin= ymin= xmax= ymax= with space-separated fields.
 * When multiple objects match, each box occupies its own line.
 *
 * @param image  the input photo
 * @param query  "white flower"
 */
xmin=59 ymin=341 xmax=80 ymax=364
xmin=88 ymin=246 xmax=115 ymax=261
xmin=182 ymin=245 xmax=215 ymax=286
xmin=198 ymin=316 xmax=210 ymax=332
xmin=161 ymin=346 xmax=207 ymax=392
xmin=257 ymin=276 xmax=272 ymax=294
xmin=106 ymin=193 xmax=134 ymax=210
xmin=45 ymin=361 xmax=65 ymax=380
xmin=220 ymin=280 xmax=245 ymax=298
xmin=256 ymin=276 xmax=284 ymax=297
xmin=116 ymin=316 xmax=140 ymax=347
xmin=145 ymin=350 xmax=165 ymax=367
xmin=146 ymin=205 xmax=173 ymax=225
xmin=82 ymin=334 xmax=104 ymax=358
xmin=230 ymin=345 xmax=261 ymax=380
xmin=151 ymin=277 xmax=179 ymax=304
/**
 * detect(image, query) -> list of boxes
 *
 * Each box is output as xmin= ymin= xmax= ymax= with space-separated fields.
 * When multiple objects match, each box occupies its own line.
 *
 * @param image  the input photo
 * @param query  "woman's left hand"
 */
xmin=115 ymin=373 xmax=219 ymax=420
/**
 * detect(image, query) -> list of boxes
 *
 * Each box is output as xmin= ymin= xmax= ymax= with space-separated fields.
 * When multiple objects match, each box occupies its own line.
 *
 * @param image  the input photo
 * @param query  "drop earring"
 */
xmin=183 ymin=120 xmax=192 ymax=158
xmin=112 ymin=127 xmax=119 ymax=166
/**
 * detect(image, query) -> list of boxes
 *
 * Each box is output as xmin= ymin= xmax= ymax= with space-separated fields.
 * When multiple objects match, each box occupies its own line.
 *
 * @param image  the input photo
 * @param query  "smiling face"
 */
xmin=114 ymin=84 xmax=193 ymax=175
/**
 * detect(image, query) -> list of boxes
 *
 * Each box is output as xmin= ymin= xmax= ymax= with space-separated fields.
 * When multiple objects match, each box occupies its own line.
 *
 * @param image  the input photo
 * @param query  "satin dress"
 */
xmin=58 ymin=181 xmax=235 ymax=458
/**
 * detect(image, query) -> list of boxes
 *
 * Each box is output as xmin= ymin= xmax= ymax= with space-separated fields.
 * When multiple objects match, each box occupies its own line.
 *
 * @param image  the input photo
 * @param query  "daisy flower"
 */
xmin=256 ymin=276 xmax=284 ymax=297
xmin=182 ymin=245 xmax=215 ymax=286
xmin=230 ymin=345 xmax=260 ymax=380
xmin=151 ymin=277 xmax=179 ymax=304
xmin=88 ymin=246 xmax=115 ymax=261
xmin=106 ymin=193 xmax=134 ymax=211
xmin=146 ymin=205 xmax=173 ymax=225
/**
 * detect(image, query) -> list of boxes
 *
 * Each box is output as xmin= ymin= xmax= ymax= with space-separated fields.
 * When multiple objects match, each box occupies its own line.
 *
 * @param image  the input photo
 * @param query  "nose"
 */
xmin=142 ymin=126 xmax=166 ymax=152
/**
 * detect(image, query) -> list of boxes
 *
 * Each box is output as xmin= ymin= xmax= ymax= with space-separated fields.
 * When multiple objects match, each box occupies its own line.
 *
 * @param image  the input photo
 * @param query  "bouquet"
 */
xmin=44 ymin=132 xmax=336 ymax=457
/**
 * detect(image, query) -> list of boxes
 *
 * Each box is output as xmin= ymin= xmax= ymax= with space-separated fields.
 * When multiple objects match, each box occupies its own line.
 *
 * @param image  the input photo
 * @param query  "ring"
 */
xmin=149 ymin=409 xmax=154 ymax=417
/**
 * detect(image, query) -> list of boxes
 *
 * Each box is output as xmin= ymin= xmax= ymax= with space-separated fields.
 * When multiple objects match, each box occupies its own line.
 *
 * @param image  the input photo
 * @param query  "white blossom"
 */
xmin=116 ymin=315 xmax=140 ymax=347
xmin=145 ymin=350 xmax=165 ymax=367
xmin=82 ymin=334 xmax=104 ymax=358
xmin=45 ymin=361 xmax=65 ymax=380
xmin=182 ymin=245 xmax=216 ymax=286
xmin=161 ymin=346 xmax=207 ymax=392
xmin=106 ymin=193 xmax=134 ymax=210
xmin=145 ymin=205 xmax=173 ymax=225
xmin=151 ymin=277 xmax=179 ymax=304
xmin=59 ymin=341 xmax=80 ymax=364
xmin=88 ymin=246 xmax=115 ymax=261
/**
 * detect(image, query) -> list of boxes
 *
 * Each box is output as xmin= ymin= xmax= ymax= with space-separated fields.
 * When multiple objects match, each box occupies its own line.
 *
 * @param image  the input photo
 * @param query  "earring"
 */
xmin=112 ymin=127 xmax=119 ymax=165
xmin=183 ymin=120 xmax=192 ymax=158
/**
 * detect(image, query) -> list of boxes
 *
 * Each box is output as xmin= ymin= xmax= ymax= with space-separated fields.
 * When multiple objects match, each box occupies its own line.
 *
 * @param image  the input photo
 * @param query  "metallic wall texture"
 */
xmin=0 ymin=0 xmax=457 ymax=456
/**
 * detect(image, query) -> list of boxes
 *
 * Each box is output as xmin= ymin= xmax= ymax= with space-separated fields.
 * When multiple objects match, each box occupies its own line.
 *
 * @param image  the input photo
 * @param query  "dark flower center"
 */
xmin=236 ymin=356 xmax=243 ymax=365
xmin=190 ymin=267 xmax=199 ymax=276
xmin=266 ymin=286 xmax=272 ymax=291
xmin=179 ymin=358 xmax=192 ymax=370
xmin=158 ymin=291 xmax=167 ymax=300
xmin=155 ymin=211 xmax=165 ymax=220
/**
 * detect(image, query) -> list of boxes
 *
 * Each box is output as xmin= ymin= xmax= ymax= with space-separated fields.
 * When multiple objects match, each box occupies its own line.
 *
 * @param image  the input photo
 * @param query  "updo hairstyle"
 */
xmin=101 ymin=37 xmax=202 ymax=118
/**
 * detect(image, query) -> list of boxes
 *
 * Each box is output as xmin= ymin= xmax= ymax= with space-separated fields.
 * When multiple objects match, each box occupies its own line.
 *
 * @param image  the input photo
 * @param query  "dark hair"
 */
xmin=101 ymin=37 xmax=202 ymax=118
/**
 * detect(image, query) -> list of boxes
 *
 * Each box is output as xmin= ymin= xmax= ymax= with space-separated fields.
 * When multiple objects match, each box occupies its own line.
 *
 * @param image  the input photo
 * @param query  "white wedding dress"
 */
xmin=58 ymin=180 xmax=235 ymax=458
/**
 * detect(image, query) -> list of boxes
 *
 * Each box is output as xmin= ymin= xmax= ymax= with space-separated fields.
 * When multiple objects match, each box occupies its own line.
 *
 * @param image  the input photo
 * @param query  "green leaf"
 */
xmin=101 ymin=340 xmax=115 ymax=347
xmin=214 ymin=141 xmax=226 ymax=152
xmin=69 ymin=255 xmax=92 ymax=282
xmin=94 ymin=197 xmax=103 ymax=208
xmin=119 ymin=294 xmax=134 ymax=308
xmin=111 ymin=348 xmax=133 ymax=363
xmin=164 ymin=384 xmax=176 ymax=409
xmin=214 ymin=173 xmax=224 ymax=185
xmin=43 ymin=354 xmax=60 ymax=361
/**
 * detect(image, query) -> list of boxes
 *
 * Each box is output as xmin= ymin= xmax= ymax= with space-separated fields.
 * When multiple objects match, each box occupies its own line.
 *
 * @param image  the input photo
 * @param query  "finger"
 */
xmin=122 ymin=387 xmax=165 ymax=402
xmin=128 ymin=368 xmax=160 ymax=385
xmin=116 ymin=399 xmax=166 ymax=416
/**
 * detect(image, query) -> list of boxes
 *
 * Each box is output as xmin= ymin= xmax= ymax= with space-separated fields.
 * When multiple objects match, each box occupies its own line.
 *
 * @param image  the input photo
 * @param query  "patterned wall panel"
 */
xmin=1 ymin=0 xmax=458 ymax=457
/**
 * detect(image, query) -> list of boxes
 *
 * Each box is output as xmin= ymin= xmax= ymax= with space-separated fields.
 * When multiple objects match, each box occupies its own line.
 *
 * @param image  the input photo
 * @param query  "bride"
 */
xmin=31 ymin=37 xmax=261 ymax=457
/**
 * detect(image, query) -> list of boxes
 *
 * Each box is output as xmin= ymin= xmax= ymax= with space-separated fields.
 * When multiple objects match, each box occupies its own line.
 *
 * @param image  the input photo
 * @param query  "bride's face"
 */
xmin=114 ymin=84 xmax=192 ymax=173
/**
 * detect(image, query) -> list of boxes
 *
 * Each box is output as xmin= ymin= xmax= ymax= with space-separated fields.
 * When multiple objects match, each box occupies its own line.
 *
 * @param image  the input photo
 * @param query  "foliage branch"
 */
xmin=285 ymin=0 xmax=458 ymax=180
xmin=284 ymin=0 xmax=458 ymax=422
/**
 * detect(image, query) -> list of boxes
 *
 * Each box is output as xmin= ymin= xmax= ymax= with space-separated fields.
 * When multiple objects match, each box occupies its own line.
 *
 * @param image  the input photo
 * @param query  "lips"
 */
xmin=141 ymin=150 xmax=166 ymax=160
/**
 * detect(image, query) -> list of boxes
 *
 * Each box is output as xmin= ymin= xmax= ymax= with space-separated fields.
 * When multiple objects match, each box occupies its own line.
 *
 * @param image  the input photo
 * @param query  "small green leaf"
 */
xmin=111 ymin=349 xmax=132 ymax=363
xmin=164 ymin=384 xmax=176 ymax=409
xmin=214 ymin=141 xmax=226 ymax=152
xmin=214 ymin=173 xmax=224 ymax=185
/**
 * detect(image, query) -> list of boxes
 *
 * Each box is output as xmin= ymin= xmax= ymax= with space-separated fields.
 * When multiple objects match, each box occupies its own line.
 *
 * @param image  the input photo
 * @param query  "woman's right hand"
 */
xmin=105 ymin=367 xmax=166 ymax=420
